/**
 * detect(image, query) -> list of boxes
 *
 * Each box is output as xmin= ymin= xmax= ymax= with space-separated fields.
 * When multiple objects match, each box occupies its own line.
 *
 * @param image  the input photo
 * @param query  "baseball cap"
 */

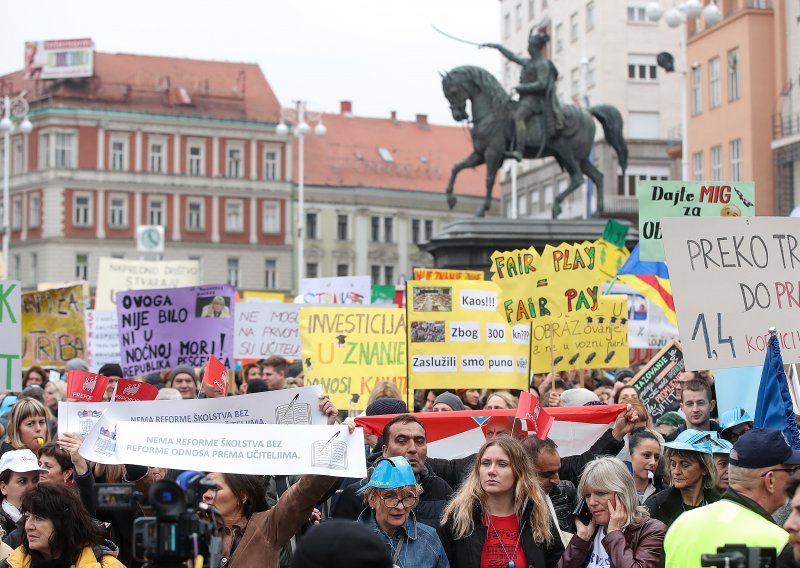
xmin=0 ymin=450 xmax=47 ymax=474
xmin=663 ymin=429 xmax=715 ymax=455
xmin=355 ymin=456 xmax=416 ymax=494
xmin=729 ymin=428 xmax=800 ymax=468
xmin=719 ymin=407 xmax=754 ymax=432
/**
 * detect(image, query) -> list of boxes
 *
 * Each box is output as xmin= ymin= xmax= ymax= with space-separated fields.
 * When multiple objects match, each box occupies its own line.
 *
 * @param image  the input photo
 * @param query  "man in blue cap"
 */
xmin=664 ymin=428 xmax=797 ymax=566
xmin=719 ymin=407 xmax=754 ymax=444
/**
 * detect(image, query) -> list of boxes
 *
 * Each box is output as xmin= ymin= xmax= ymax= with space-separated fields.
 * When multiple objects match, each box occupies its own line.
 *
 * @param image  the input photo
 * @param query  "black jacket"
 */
xmin=643 ymin=485 xmax=721 ymax=528
xmin=550 ymin=481 xmax=578 ymax=533
xmin=437 ymin=499 xmax=565 ymax=568
xmin=330 ymin=462 xmax=453 ymax=528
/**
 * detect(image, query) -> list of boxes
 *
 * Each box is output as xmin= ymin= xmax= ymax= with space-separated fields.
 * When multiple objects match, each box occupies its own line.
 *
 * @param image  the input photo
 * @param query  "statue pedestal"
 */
xmin=421 ymin=217 xmax=637 ymax=273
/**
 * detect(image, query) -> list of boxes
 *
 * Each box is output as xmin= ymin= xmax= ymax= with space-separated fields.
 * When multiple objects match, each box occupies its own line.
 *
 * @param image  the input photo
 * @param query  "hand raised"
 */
xmin=606 ymin=495 xmax=627 ymax=533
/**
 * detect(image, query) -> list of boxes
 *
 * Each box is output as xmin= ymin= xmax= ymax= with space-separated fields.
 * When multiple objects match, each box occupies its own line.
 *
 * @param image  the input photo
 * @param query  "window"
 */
xmin=306 ymin=212 xmax=318 ymax=240
xmin=225 ymin=200 xmax=243 ymax=232
xmin=188 ymin=142 xmax=204 ymax=176
xmin=149 ymin=142 xmax=165 ymax=173
xmin=628 ymin=54 xmax=657 ymax=81
xmin=709 ymin=57 xmax=721 ymax=109
xmin=728 ymin=48 xmax=740 ymax=101
xmin=336 ymin=214 xmax=348 ymax=240
xmin=29 ymin=194 xmax=40 ymax=228
xmin=711 ymin=145 xmax=723 ymax=179
xmin=109 ymin=195 xmax=128 ymax=228
xmin=518 ymin=193 xmax=528 ymax=216
xmin=30 ymin=253 xmax=37 ymax=284
xmin=528 ymin=0 xmax=535 ymax=20
xmin=226 ymin=145 xmax=242 ymax=178
xmin=371 ymin=265 xmax=381 ymax=284
xmin=586 ymin=57 xmax=596 ymax=89
xmin=616 ymin=167 xmax=670 ymax=197
xmin=570 ymin=12 xmax=579 ymax=42
xmin=383 ymin=217 xmax=393 ymax=243
xmin=264 ymin=259 xmax=277 ymax=289
xmin=424 ymin=219 xmax=434 ymax=241
xmin=411 ymin=219 xmax=421 ymax=244
xmin=531 ymin=187 xmax=541 ymax=211
xmin=628 ymin=112 xmax=660 ymax=139
xmin=586 ymin=1 xmax=595 ymax=30
xmin=227 ymin=258 xmax=240 ymax=288
xmin=264 ymin=150 xmax=279 ymax=180
xmin=39 ymin=133 xmax=50 ymax=169
xmin=555 ymin=24 xmax=563 ymax=51
xmin=371 ymin=216 xmax=380 ymax=242
xmin=111 ymin=139 xmax=127 ymax=171
xmin=692 ymin=151 xmax=704 ymax=181
xmin=305 ymin=262 xmax=319 ymax=279
xmin=627 ymin=4 xmax=647 ymax=21
xmin=12 ymin=139 xmax=23 ymax=174
xmin=11 ymin=197 xmax=21 ymax=231
xmin=75 ymin=254 xmax=88 ymax=280
xmin=384 ymin=266 xmax=395 ymax=286
xmin=54 ymin=133 xmax=74 ymax=169
xmin=73 ymin=194 xmax=92 ymax=227
xmin=691 ymin=65 xmax=703 ymax=115
xmin=262 ymin=202 xmax=280 ymax=234
xmin=730 ymin=139 xmax=742 ymax=182
xmin=187 ymin=199 xmax=204 ymax=231
xmin=503 ymin=13 xmax=511 ymax=38
xmin=571 ymin=68 xmax=580 ymax=98
xmin=515 ymin=3 xmax=522 ymax=30
xmin=337 ymin=264 xmax=349 ymax=277
xmin=148 ymin=197 xmax=164 ymax=226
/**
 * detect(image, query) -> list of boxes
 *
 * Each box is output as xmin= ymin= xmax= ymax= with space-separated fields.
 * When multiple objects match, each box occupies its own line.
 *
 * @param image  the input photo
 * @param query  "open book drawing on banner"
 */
xmin=311 ymin=432 xmax=348 ymax=470
xmin=275 ymin=394 xmax=312 ymax=425
xmin=94 ymin=426 xmax=116 ymax=457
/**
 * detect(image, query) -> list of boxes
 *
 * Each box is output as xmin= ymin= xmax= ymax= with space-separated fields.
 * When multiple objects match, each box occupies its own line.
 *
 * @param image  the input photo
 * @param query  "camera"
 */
xmin=701 ymin=545 xmax=776 ymax=568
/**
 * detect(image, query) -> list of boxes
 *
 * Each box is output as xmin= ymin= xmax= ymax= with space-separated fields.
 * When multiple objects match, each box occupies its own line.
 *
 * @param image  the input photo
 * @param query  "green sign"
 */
xmin=602 ymin=219 xmax=629 ymax=249
xmin=371 ymin=285 xmax=396 ymax=305
xmin=637 ymin=180 xmax=755 ymax=261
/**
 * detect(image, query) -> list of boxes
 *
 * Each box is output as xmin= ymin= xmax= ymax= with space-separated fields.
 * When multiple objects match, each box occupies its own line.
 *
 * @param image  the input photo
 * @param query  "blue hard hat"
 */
xmin=719 ymin=407 xmax=753 ymax=432
xmin=355 ymin=456 xmax=416 ymax=494
xmin=710 ymin=436 xmax=733 ymax=455
xmin=664 ymin=428 xmax=714 ymax=455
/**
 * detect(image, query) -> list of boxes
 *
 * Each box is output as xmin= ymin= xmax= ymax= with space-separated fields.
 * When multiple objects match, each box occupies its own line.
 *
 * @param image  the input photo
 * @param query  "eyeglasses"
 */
xmin=381 ymin=494 xmax=418 ymax=509
xmin=761 ymin=467 xmax=800 ymax=477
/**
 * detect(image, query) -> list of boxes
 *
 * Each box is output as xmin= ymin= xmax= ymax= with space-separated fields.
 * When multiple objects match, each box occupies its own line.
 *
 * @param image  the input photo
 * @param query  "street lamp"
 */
xmin=0 ymin=93 xmax=32 ymax=278
xmin=647 ymin=1 xmax=722 ymax=179
xmin=276 ymin=101 xmax=326 ymax=291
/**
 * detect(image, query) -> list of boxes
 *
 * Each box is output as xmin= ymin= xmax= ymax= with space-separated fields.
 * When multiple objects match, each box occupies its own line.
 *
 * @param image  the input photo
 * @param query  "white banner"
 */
xmin=58 ymin=385 xmax=327 ymax=438
xmin=85 ymin=310 xmax=120 ymax=371
xmin=95 ymin=257 xmax=200 ymax=310
xmin=80 ymin=421 xmax=366 ymax=477
xmin=0 ymin=281 xmax=21 ymax=391
xmin=606 ymin=283 xmax=679 ymax=350
xmin=662 ymin=216 xmax=800 ymax=370
xmin=300 ymin=276 xmax=371 ymax=305
xmin=234 ymin=302 xmax=300 ymax=359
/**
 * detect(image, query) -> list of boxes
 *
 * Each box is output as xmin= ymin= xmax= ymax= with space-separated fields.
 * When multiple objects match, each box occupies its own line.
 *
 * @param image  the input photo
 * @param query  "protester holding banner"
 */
xmin=557 ymin=457 xmax=666 ymax=568
xmin=97 ymin=364 xmax=123 ymax=402
xmin=2 ymin=401 xmax=50 ymax=456
xmin=261 ymin=356 xmax=287 ymax=391
xmin=438 ymin=437 xmax=564 ymax=568
xmin=356 ymin=456 xmax=449 ymax=568
xmin=626 ymin=429 xmax=663 ymax=503
xmin=166 ymin=366 xmax=199 ymax=399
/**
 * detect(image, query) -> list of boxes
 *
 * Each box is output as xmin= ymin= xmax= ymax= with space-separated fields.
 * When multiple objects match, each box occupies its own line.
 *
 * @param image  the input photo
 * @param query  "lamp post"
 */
xmin=276 ymin=102 xmax=326 ymax=292
xmin=646 ymin=1 xmax=721 ymax=179
xmin=0 ymin=93 xmax=32 ymax=278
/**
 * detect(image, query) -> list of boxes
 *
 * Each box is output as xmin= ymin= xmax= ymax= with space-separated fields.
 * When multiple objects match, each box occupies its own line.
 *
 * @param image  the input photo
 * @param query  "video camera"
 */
xmin=701 ymin=545 xmax=777 ymax=568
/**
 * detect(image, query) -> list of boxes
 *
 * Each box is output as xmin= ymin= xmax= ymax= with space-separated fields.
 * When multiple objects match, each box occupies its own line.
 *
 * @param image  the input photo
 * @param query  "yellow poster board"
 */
xmin=242 ymin=291 xmax=286 ymax=303
xmin=414 ymin=268 xmax=485 ymax=281
xmin=406 ymin=280 xmax=529 ymax=391
xmin=22 ymin=284 xmax=86 ymax=368
xmin=300 ymin=307 xmax=407 ymax=411
xmin=594 ymin=239 xmax=631 ymax=281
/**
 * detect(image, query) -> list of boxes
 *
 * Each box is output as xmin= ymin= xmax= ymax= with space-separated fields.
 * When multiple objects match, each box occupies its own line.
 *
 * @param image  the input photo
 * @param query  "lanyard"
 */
xmin=487 ymin=514 xmax=525 ymax=568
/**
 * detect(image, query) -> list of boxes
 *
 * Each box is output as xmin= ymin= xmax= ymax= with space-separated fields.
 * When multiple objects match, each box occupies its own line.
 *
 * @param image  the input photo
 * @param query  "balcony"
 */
xmin=774 ymin=113 xmax=800 ymax=140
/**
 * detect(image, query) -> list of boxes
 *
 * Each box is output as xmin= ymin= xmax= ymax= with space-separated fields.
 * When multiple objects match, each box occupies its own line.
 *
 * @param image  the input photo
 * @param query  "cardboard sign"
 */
xmin=605 ymin=283 xmax=679 ymax=350
xmin=300 ymin=307 xmax=406 ymax=411
xmin=638 ymin=181 xmax=756 ymax=261
xmin=300 ymin=276 xmax=370 ymax=305
xmin=530 ymin=295 xmax=629 ymax=373
xmin=602 ymin=219 xmax=629 ymax=249
xmin=203 ymin=356 xmax=228 ymax=396
xmin=117 ymin=284 xmax=235 ymax=377
xmin=22 ymin=284 xmax=86 ymax=368
xmin=112 ymin=379 xmax=159 ymax=402
xmin=662 ymin=216 xmax=800 ymax=370
xmin=406 ymin=280 xmax=529 ymax=391
xmin=413 ymin=268 xmax=485 ymax=281
xmin=627 ymin=340 xmax=684 ymax=420
xmin=95 ymin=258 xmax=200 ymax=310
xmin=85 ymin=310 xmax=120 ymax=372
xmin=234 ymin=302 xmax=300 ymax=359
xmin=67 ymin=370 xmax=109 ymax=402
xmin=0 ymin=281 xmax=21 ymax=391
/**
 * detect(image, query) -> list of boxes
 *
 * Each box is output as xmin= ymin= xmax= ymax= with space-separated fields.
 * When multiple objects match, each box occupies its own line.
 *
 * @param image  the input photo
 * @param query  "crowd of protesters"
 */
xmin=0 ymin=357 xmax=799 ymax=568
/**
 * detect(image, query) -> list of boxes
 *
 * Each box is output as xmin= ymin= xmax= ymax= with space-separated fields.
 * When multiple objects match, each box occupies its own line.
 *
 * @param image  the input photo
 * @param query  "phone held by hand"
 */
xmin=574 ymin=498 xmax=593 ymax=526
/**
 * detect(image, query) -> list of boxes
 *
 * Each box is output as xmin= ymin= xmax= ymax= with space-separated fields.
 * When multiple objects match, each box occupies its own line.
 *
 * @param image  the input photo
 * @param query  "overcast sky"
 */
xmin=1 ymin=0 xmax=501 ymax=125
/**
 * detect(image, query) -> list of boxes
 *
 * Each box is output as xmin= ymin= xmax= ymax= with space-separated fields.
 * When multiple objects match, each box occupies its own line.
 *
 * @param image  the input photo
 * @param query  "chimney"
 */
xmin=415 ymin=114 xmax=429 ymax=128
xmin=340 ymin=100 xmax=353 ymax=116
xmin=390 ymin=110 xmax=398 ymax=122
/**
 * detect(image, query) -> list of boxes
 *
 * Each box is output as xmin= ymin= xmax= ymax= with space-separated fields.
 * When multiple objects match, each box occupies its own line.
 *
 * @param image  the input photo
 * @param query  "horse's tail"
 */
xmin=590 ymin=105 xmax=628 ymax=172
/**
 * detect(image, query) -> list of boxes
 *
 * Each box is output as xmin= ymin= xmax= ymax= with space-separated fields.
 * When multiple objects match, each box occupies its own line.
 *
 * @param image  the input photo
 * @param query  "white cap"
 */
xmin=559 ymin=388 xmax=600 ymax=407
xmin=0 ymin=450 xmax=47 ymax=474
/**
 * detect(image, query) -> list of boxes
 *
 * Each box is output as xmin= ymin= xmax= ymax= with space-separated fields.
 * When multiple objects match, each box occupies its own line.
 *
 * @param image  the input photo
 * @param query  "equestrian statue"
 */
xmin=442 ymin=30 xmax=628 ymax=219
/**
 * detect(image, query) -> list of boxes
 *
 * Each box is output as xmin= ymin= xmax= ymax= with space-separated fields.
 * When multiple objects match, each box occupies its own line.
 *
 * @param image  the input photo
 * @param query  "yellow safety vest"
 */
xmin=664 ymin=499 xmax=789 ymax=568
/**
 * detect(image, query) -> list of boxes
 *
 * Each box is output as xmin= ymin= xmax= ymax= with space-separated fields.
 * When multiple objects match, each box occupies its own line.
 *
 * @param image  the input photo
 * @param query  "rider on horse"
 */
xmin=483 ymin=30 xmax=565 ymax=161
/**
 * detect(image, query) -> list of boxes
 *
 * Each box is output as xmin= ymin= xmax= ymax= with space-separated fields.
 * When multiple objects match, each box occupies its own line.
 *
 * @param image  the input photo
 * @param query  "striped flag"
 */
xmin=616 ymin=244 xmax=677 ymax=327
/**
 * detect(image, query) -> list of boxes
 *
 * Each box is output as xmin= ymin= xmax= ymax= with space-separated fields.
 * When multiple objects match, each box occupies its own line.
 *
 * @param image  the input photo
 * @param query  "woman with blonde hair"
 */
xmin=557 ymin=456 xmax=666 ymax=567
xmin=438 ymin=436 xmax=563 ymax=567
xmin=367 ymin=380 xmax=403 ymax=406
xmin=483 ymin=390 xmax=518 ymax=410
xmin=2 ymin=400 xmax=50 ymax=456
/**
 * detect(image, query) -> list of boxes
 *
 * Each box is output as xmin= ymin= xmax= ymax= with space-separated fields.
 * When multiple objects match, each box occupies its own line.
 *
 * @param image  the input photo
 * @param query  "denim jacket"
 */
xmin=358 ymin=509 xmax=450 ymax=568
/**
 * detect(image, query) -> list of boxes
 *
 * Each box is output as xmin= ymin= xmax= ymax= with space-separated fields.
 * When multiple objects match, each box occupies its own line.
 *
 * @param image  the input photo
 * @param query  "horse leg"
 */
xmin=580 ymin=158 xmax=604 ymax=216
xmin=552 ymin=154 xmax=586 ymax=219
xmin=446 ymin=152 xmax=485 ymax=210
xmin=476 ymin=150 xmax=503 ymax=217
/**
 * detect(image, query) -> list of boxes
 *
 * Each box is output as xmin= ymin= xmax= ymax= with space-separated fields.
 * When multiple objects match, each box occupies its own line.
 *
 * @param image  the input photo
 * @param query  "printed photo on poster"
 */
xmin=412 ymin=287 xmax=452 ymax=312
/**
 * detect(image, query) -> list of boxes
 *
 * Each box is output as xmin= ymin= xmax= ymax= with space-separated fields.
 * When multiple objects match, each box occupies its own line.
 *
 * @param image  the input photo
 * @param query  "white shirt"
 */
xmin=587 ymin=527 xmax=611 ymax=568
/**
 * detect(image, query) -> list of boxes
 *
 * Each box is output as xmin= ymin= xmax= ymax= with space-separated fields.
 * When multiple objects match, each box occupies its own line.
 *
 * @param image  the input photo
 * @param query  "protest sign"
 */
xmin=638 ymin=181 xmax=756 ymax=261
xmin=85 ymin=310 xmax=120 ymax=371
xmin=530 ymin=294 xmax=629 ymax=373
xmin=413 ymin=268 xmax=485 ymax=281
xmin=95 ymin=258 xmax=200 ymax=310
xmin=605 ymin=283 xmax=679 ymax=350
xmin=371 ymin=285 xmax=397 ymax=305
xmin=58 ymin=385 xmax=328 ymax=437
xmin=300 ymin=307 xmax=406 ymax=411
xmin=234 ymin=302 xmax=300 ymax=359
xmin=628 ymin=340 xmax=684 ymax=420
xmin=66 ymin=370 xmax=109 ymax=402
xmin=241 ymin=291 xmax=285 ymax=302
xmin=22 ymin=284 xmax=85 ymax=368
xmin=714 ymin=366 xmax=761 ymax=417
xmin=80 ymin=421 xmax=366 ymax=478
xmin=300 ymin=276 xmax=370 ymax=304
xmin=515 ymin=392 xmax=553 ymax=439
xmin=117 ymin=284 xmax=234 ymax=377
xmin=407 ymin=280 xmax=529 ymax=391
xmin=112 ymin=379 xmax=159 ymax=402
xmin=602 ymin=219 xmax=629 ymax=249
xmin=0 ymin=281 xmax=21 ymax=391
xmin=594 ymin=239 xmax=630 ymax=281
xmin=202 ymin=356 xmax=228 ymax=396
xmin=662 ymin=216 xmax=800 ymax=369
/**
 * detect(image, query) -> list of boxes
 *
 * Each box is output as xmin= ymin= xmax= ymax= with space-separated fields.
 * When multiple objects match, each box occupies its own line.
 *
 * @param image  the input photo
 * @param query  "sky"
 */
xmin=1 ymin=0 xmax=501 ymax=125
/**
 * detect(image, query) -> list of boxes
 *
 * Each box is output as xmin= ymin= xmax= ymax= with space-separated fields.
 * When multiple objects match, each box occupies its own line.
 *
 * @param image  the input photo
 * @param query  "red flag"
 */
xmin=202 ymin=356 xmax=228 ymax=396
xmin=66 ymin=370 xmax=109 ymax=403
xmin=515 ymin=392 xmax=554 ymax=440
xmin=112 ymin=379 xmax=159 ymax=402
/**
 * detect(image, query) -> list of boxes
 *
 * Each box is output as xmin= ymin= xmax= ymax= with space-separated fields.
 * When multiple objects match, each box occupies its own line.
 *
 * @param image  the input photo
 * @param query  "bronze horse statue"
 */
xmin=441 ymin=65 xmax=628 ymax=218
